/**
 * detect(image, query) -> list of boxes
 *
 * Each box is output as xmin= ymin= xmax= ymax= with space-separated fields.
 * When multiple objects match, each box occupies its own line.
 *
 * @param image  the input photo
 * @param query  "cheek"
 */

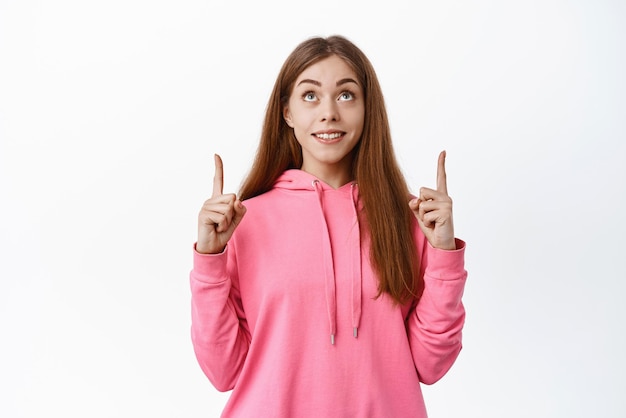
xmin=290 ymin=120 xmax=310 ymax=144
xmin=292 ymin=111 xmax=316 ymax=132
xmin=351 ymin=109 xmax=365 ymax=135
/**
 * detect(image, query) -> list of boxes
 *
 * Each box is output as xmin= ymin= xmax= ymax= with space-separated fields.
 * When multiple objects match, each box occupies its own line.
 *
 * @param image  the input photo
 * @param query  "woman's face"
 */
xmin=284 ymin=55 xmax=365 ymax=182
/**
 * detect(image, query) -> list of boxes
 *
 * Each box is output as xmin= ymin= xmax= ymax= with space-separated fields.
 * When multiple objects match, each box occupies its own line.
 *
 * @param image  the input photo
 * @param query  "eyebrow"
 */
xmin=296 ymin=78 xmax=359 ymax=87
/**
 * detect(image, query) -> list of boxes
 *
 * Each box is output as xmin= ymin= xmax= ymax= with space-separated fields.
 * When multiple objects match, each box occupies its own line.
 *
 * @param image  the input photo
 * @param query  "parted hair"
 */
xmin=239 ymin=35 xmax=422 ymax=304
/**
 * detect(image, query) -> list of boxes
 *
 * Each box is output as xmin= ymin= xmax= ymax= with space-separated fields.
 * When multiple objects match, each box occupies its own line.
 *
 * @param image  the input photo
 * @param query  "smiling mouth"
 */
xmin=314 ymin=132 xmax=344 ymax=140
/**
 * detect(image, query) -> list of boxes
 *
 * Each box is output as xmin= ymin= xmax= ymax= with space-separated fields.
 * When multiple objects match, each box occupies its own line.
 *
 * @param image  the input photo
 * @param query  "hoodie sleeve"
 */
xmin=407 ymin=237 xmax=467 ymax=385
xmin=190 ymin=244 xmax=251 ymax=392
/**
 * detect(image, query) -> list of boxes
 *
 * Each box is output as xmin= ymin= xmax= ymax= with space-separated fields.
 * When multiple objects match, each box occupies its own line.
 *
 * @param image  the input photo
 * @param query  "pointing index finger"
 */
xmin=212 ymin=154 xmax=224 ymax=198
xmin=437 ymin=150 xmax=448 ymax=195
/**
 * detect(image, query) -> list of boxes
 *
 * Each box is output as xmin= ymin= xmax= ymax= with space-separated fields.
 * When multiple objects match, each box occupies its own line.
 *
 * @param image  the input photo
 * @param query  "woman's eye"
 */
xmin=303 ymin=92 xmax=316 ymax=101
xmin=339 ymin=91 xmax=354 ymax=101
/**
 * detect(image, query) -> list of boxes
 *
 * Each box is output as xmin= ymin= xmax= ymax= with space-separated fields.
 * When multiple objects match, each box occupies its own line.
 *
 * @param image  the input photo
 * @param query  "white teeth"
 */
xmin=315 ymin=132 xmax=342 ymax=140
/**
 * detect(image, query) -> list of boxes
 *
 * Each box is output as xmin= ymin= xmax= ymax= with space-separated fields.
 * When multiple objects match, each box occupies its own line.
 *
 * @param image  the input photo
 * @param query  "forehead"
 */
xmin=295 ymin=55 xmax=359 ymax=85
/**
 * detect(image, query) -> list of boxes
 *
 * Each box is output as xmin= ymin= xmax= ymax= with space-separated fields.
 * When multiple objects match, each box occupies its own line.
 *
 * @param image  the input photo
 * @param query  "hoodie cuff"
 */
xmin=192 ymin=243 xmax=229 ymax=284
xmin=424 ymin=238 xmax=467 ymax=281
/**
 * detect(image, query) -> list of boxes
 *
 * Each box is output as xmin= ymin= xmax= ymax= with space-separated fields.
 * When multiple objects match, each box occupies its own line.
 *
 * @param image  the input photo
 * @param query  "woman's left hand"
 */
xmin=409 ymin=150 xmax=456 ymax=250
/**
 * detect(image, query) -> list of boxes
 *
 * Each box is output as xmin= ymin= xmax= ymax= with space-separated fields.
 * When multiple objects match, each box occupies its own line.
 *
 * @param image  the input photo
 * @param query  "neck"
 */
xmin=300 ymin=162 xmax=353 ymax=189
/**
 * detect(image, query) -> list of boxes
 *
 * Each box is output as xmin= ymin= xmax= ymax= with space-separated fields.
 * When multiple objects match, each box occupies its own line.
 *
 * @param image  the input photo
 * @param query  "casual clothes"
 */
xmin=190 ymin=169 xmax=467 ymax=417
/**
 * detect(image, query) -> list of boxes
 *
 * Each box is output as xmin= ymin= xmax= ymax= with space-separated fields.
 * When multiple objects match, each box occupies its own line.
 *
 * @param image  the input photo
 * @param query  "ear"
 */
xmin=283 ymin=106 xmax=294 ymax=128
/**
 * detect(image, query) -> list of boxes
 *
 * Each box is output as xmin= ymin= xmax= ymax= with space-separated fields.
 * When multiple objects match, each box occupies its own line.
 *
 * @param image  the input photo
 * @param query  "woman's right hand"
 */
xmin=196 ymin=154 xmax=247 ymax=254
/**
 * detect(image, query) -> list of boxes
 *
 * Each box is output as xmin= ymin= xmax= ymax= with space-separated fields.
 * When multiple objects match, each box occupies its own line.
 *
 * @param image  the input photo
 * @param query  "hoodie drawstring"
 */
xmin=313 ymin=180 xmax=363 ymax=345
xmin=350 ymin=183 xmax=362 ymax=339
xmin=313 ymin=180 xmax=337 ymax=345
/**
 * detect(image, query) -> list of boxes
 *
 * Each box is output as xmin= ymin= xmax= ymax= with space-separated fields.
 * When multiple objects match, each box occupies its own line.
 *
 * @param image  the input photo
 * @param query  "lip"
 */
xmin=312 ymin=130 xmax=346 ymax=144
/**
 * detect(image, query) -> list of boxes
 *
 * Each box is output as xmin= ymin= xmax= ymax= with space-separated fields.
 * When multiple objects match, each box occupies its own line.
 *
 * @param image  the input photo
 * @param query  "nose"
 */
xmin=319 ymin=98 xmax=339 ymax=122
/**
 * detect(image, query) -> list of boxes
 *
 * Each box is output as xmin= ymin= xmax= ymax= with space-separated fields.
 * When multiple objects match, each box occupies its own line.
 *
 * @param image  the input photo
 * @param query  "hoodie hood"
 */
xmin=273 ymin=168 xmax=341 ymax=192
xmin=273 ymin=169 xmax=362 ymax=345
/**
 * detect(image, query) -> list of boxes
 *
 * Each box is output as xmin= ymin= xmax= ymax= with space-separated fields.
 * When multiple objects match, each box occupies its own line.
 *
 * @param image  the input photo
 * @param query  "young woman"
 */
xmin=191 ymin=35 xmax=467 ymax=417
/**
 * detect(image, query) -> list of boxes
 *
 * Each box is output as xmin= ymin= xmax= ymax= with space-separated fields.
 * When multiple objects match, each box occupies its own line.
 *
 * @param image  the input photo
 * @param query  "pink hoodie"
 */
xmin=190 ymin=169 xmax=467 ymax=417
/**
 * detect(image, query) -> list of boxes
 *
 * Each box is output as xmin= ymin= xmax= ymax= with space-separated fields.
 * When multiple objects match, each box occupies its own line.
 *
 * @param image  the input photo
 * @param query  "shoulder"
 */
xmin=237 ymin=188 xmax=295 ymax=228
xmin=241 ymin=188 xmax=283 ymax=210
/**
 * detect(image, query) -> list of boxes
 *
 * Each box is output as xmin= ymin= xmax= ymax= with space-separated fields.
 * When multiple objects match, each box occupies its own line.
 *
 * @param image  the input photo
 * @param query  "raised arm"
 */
xmin=191 ymin=154 xmax=250 ymax=391
xmin=407 ymin=151 xmax=467 ymax=384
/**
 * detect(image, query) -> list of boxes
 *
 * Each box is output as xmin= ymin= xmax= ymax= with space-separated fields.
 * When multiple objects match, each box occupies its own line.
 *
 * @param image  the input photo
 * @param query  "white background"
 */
xmin=1 ymin=0 xmax=625 ymax=417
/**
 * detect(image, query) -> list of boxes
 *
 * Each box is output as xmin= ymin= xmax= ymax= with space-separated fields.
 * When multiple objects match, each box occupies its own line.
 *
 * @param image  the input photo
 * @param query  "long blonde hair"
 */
xmin=239 ymin=35 xmax=421 ymax=304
